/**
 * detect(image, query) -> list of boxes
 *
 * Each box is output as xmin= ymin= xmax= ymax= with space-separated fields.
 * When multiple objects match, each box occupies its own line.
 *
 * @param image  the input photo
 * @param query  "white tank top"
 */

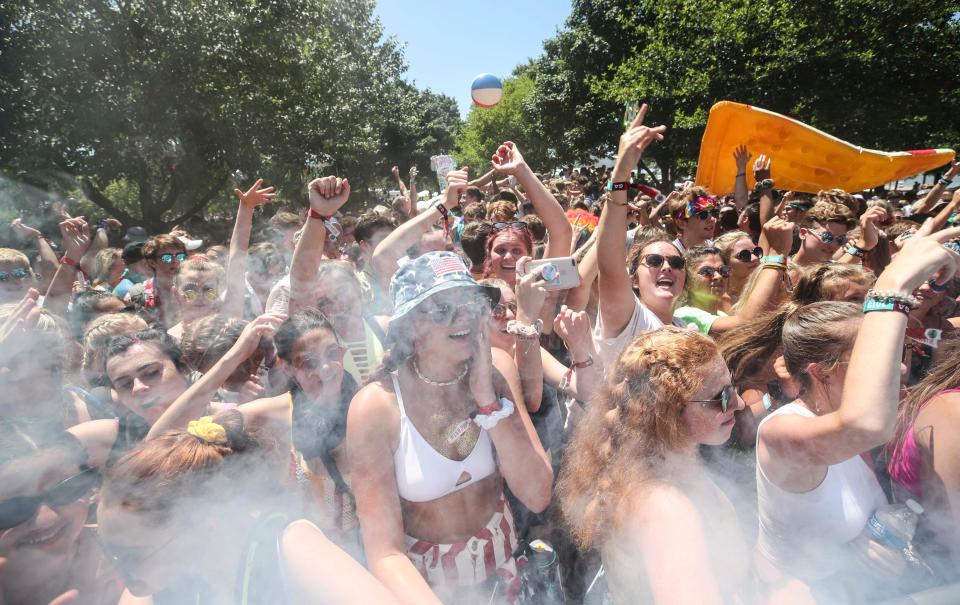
xmin=391 ymin=373 xmax=497 ymax=502
xmin=756 ymin=403 xmax=888 ymax=582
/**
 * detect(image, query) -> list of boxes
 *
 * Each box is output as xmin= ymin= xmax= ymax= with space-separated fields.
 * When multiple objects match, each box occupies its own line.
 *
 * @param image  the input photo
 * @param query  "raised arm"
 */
xmin=545 ymin=305 xmax=602 ymax=405
xmin=80 ymin=219 xmax=114 ymax=277
xmin=912 ymin=159 xmax=958 ymax=216
xmin=369 ymin=169 xmax=467 ymax=290
xmin=44 ymin=217 xmax=91 ymax=317
xmin=406 ymin=166 xmax=418 ymax=217
xmin=512 ymin=264 xmax=547 ymax=413
xmin=733 ymin=145 xmax=751 ymax=210
xmin=838 ymin=205 xmax=888 ymax=264
xmin=759 ymin=222 xmax=960 ymax=474
xmin=754 ymin=155 xmax=776 ymax=224
xmin=565 ymin=232 xmax=598 ymax=312
xmin=707 ymin=217 xmax=794 ymax=334
xmin=10 ymin=219 xmax=57 ymax=279
xmin=223 ymin=179 xmax=276 ymax=317
xmin=491 ymin=141 xmax=572 ymax=258
xmin=288 ymin=175 xmax=350 ymax=313
xmin=391 ymin=166 xmax=408 ymax=199
xmin=597 ymin=104 xmax=666 ymax=337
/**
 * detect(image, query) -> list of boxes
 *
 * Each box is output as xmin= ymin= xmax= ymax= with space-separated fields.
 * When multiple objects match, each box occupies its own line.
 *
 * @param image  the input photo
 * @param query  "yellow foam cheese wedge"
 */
xmin=695 ymin=101 xmax=955 ymax=194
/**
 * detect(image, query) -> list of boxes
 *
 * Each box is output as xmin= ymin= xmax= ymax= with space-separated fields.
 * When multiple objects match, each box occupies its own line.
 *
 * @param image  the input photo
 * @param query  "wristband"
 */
xmin=476 ymin=399 xmax=502 ymax=416
xmin=845 ymin=243 xmax=868 ymax=259
xmin=761 ymin=254 xmax=785 ymax=265
xmin=435 ymin=203 xmax=449 ymax=219
xmin=863 ymin=298 xmax=912 ymax=315
xmin=939 ymin=177 xmax=951 ymax=187
xmin=307 ymin=208 xmax=331 ymax=222
xmin=762 ymin=262 xmax=787 ymax=270
xmin=472 ymin=397 xmax=515 ymax=430
xmin=60 ymin=255 xmax=79 ymax=267
xmin=606 ymin=181 xmax=628 ymax=192
xmin=571 ymin=354 xmax=594 ymax=370
xmin=865 ymin=289 xmax=919 ymax=310
xmin=736 ymin=172 xmax=746 ymax=178
xmin=505 ymin=319 xmax=543 ymax=340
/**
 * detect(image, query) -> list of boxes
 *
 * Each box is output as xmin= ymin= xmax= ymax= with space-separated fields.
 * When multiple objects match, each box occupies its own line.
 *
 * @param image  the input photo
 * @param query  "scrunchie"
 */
xmin=187 ymin=416 xmax=227 ymax=446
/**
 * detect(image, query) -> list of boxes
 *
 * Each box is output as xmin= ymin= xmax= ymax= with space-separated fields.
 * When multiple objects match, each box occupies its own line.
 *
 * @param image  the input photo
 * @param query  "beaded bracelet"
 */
xmin=865 ymin=289 xmax=919 ymax=310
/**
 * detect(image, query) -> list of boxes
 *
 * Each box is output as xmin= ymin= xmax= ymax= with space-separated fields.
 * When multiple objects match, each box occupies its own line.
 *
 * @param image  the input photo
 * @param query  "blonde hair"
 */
xmin=0 ymin=248 xmax=31 ymax=268
xmin=90 ymin=248 xmax=122 ymax=287
xmin=558 ymin=327 xmax=719 ymax=549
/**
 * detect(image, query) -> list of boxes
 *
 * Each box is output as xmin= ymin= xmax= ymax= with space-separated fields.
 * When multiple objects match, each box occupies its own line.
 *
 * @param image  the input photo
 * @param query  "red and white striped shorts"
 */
xmin=404 ymin=495 xmax=521 ymax=599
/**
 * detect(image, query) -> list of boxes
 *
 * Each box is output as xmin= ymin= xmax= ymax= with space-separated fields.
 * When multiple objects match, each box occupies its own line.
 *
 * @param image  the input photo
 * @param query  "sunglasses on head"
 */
xmin=693 ymin=208 xmax=720 ymax=221
xmin=0 ymin=267 xmax=30 ymax=282
xmin=158 ymin=252 xmax=187 ymax=264
xmin=180 ymin=285 xmax=219 ymax=301
xmin=812 ymin=230 xmax=847 ymax=247
xmin=640 ymin=254 xmax=686 ymax=270
xmin=697 ymin=265 xmax=731 ymax=279
xmin=734 ymin=247 xmax=763 ymax=263
xmin=0 ymin=467 xmax=99 ymax=530
xmin=492 ymin=221 xmax=528 ymax=232
xmin=418 ymin=295 xmax=491 ymax=326
xmin=492 ymin=301 xmax=517 ymax=320
xmin=689 ymin=384 xmax=738 ymax=414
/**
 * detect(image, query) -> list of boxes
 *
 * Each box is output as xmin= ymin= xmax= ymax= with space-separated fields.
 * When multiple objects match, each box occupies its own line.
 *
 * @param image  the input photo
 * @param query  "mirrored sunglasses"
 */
xmin=689 ymin=384 xmax=738 ymax=414
xmin=158 ymin=252 xmax=188 ymax=264
xmin=697 ymin=266 xmax=731 ymax=279
xmin=418 ymin=295 xmax=491 ymax=326
xmin=0 ymin=267 xmax=30 ymax=282
xmin=180 ymin=286 xmax=219 ymax=301
xmin=814 ymin=231 xmax=847 ymax=247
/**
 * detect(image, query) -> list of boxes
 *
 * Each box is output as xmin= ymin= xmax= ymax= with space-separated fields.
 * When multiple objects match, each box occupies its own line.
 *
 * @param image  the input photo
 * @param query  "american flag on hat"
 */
xmin=430 ymin=254 xmax=467 ymax=277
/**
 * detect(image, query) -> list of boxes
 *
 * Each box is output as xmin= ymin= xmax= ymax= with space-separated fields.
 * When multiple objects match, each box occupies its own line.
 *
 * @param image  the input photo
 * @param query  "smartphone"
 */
xmin=518 ymin=257 xmax=581 ymax=291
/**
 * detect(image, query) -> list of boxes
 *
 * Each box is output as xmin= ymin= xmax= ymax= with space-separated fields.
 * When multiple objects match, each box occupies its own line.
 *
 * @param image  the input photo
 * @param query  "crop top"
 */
xmin=391 ymin=373 xmax=497 ymax=502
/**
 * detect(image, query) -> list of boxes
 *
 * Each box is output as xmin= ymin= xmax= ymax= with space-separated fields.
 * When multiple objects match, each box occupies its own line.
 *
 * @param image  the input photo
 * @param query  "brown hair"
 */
xmin=669 ymin=185 xmax=713 ymax=221
xmin=792 ymin=263 xmax=876 ymax=305
xmin=174 ymin=255 xmax=224 ymax=288
xmin=180 ymin=314 xmax=247 ymax=373
xmin=269 ymin=211 xmax=302 ymax=230
xmin=558 ymin=327 xmax=719 ymax=548
xmin=90 ymin=248 xmax=122 ymax=287
xmin=101 ymin=410 xmax=281 ymax=525
xmin=487 ymin=200 xmax=518 ymax=223
xmin=142 ymin=234 xmax=186 ymax=260
xmin=816 ymin=188 xmax=859 ymax=213
xmin=625 ymin=227 xmax=677 ymax=277
xmin=800 ymin=201 xmax=856 ymax=230
xmin=82 ymin=313 xmax=148 ymax=386
xmin=463 ymin=202 xmax=486 ymax=221
xmin=781 ymin=301 xmax=861 ymax=391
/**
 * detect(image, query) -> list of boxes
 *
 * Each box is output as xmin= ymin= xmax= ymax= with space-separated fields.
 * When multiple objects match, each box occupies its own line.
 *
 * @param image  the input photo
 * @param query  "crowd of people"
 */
xmin=1 ymin=103 xmax=960 ymax=605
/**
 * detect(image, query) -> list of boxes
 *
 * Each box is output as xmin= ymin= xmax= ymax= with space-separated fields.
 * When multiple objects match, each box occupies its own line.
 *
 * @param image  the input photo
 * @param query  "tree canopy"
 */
xmin=526 ymin=0 xmax=960 ymax=189
xmin=0 ymin=0 xmax=460 ymax=229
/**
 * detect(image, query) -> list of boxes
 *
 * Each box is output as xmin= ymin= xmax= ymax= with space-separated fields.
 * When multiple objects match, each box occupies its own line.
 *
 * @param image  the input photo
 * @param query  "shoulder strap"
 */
xmin=363 ymin=314 xmax=387 ymax=347
xmin=390 ymin=373 xmax=407 ymax=418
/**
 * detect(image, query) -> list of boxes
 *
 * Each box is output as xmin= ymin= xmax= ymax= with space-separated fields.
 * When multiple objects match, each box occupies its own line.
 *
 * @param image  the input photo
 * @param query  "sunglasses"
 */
xmin=787 ymin=203 xmax=812 ymax=211
xmin=492 ymin=301 xmax=517 ymax=320
xmin=293 ymin=345 xmax=347 ymax=375
xmin=734 ymin=247 xmax=763 ymax=263
xmin=179 ymin=285 xmax=219 ymax=301
xmin=689 ymin=384 xmax=738 ymax=414
xmin=640 ymin=254 xmax=686 ymax=270
xmin=492 ymin=221 xmax=528 ymax=232
xmin=0 ymin=467 xmax=99 ymax=530
xmin=812 ymin=230 xmax=848 ymax=247
xmin=0 ymin=267 xmax=30 ymax=282
xmin=697 ymin=266 xmax=731 ymax=279
xmin=158 ymin=252 xmax=187 ymax=264
xmin=928 ymin=279 xmax=947 ymax=293
xmin=693 ymin=208 xmax=720 ymax=221
xmin=418 ymin=296 xmax=490 ymax=326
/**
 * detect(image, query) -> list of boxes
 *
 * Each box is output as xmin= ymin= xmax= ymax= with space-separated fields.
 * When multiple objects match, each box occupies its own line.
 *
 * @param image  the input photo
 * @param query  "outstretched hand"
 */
xmin=0 ymin=289 xmax=40 ymax=366
xmin=613 ymin=104 xmax=667 ymax=179
xmin=753 ymin=154 xmax=772 ymax=181
xmin=308 ymin=176 xmax=351 ymax=217
xmin=491 ymin=141 xmax=527 ymax=175
xmin=59 ymin=217 xmax=90 ymax=262
xmin=553 ymin=305 xmax=592 ymax=356
xmin=733 ymin=145 xmax=752 ymax=172
xmin=877 ymin=221 xmax=960 ymax=294
xmin=858 ymin=205 xmax=888 ymax=250
xmin=233 ymin=178 xmax=276 ymax=209
xmin=10 ymin=218 xmax=40 ymax=240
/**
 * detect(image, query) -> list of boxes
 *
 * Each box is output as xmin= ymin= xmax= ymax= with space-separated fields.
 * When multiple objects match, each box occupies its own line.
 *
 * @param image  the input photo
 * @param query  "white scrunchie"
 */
xmin=473 ymin=397 xmax=516 ymax=430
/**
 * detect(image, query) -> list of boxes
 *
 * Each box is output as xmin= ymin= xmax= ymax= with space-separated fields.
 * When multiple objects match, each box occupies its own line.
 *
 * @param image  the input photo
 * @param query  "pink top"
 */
xmin=888 ymin=387 xmax=960 ymax=499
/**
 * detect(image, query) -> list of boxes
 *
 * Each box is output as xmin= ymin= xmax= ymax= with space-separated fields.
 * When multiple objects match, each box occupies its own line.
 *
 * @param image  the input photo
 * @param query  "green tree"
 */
xmin=531 ymin=0 xmax=960 ymax=190
xmin=0 ymin=0 xmax=454 ymax=229
xmin=454 ymin=72 xmax=552 ymax=176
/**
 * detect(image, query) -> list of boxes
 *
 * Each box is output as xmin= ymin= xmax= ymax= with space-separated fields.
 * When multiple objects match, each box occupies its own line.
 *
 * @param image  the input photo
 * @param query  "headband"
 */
xmin=678 ymin=195 xmax=719 ymax=220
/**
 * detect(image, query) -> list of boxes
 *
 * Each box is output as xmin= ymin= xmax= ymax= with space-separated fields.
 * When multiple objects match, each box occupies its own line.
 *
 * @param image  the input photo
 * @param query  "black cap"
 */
xmin=122 ymin=242 xmax=145 ymax=265
xmin=122 ymin=226 xmax=148 ymax=244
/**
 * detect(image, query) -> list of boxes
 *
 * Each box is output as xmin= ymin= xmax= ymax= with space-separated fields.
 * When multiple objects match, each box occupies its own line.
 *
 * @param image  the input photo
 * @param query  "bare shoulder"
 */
xmin=916 ymin=390 xmax=960 ymax=427
xmin=348 ymin=378 xmax=400 ymax=436
xmin=616 ymin=481 xmax=704 ymax=538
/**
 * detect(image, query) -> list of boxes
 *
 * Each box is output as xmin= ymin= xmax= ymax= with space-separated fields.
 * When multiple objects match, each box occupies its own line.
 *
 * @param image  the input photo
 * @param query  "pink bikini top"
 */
xmin=888 ymin=387 xmax=960 ymax=499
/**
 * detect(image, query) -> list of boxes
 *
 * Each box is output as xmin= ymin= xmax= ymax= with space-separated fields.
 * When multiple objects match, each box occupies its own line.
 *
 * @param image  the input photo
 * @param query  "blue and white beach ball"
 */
xmin=471 ymin=73 xmax=503 ymax=107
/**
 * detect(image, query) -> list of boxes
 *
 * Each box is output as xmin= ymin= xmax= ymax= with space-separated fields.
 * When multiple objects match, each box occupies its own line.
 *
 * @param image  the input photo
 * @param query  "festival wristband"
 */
xmin=307 ymin=208 xmax=331 ymax=222
xmin=939 ymin=177 xmax=951 ymax=186
xmin=60 ymin=255 xmax=79 ymax=267
xmin=761 ymin=255 xmax=785 ymax=265
xmin=472 ymin=397 xmax=515 ymax=430
xmin=863 ymin=298 xmax=912 ymax=315
xmin=606 ymin=181 xmax=628 ymax=192
xmin=845 ymin=243 xmax=868 ymax=259
xmin=476 ymin=399 xmax=503 ymax=416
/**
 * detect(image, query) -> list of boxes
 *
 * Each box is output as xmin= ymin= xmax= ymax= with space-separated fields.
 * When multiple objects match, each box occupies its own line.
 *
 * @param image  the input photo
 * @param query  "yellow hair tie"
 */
xmin=187 ymin=416 xmax=227 ymax=446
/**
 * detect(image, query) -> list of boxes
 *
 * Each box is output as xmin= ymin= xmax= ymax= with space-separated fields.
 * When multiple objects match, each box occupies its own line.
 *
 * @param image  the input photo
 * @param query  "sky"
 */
xmin=375 ymin=0 xmax=572 ymax=118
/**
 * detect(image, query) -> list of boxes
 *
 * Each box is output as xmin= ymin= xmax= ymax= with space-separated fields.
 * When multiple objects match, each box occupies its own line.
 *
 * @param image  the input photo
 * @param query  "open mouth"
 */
xmin=655 ymin=277 xmax=674 ymax=290
xmin=501 ymin=265 xmax=516 ymax=273
xmin=17 ymin=520 xmax=68 ymax=548
xmin=450 ymin=329 xmax=472 ymax=339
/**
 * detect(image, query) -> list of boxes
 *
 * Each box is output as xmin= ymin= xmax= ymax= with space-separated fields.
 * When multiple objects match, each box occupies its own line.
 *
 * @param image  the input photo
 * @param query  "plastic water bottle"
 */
xmin=866 ymin=499 xmax=923 ymax=550
xmin=851 ymin=500 xmax=931 ymax=582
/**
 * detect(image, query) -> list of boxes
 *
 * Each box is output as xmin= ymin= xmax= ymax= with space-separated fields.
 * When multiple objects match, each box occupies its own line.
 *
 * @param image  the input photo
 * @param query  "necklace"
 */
xmin=412 ymin=358 xmax=469 ymax=387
